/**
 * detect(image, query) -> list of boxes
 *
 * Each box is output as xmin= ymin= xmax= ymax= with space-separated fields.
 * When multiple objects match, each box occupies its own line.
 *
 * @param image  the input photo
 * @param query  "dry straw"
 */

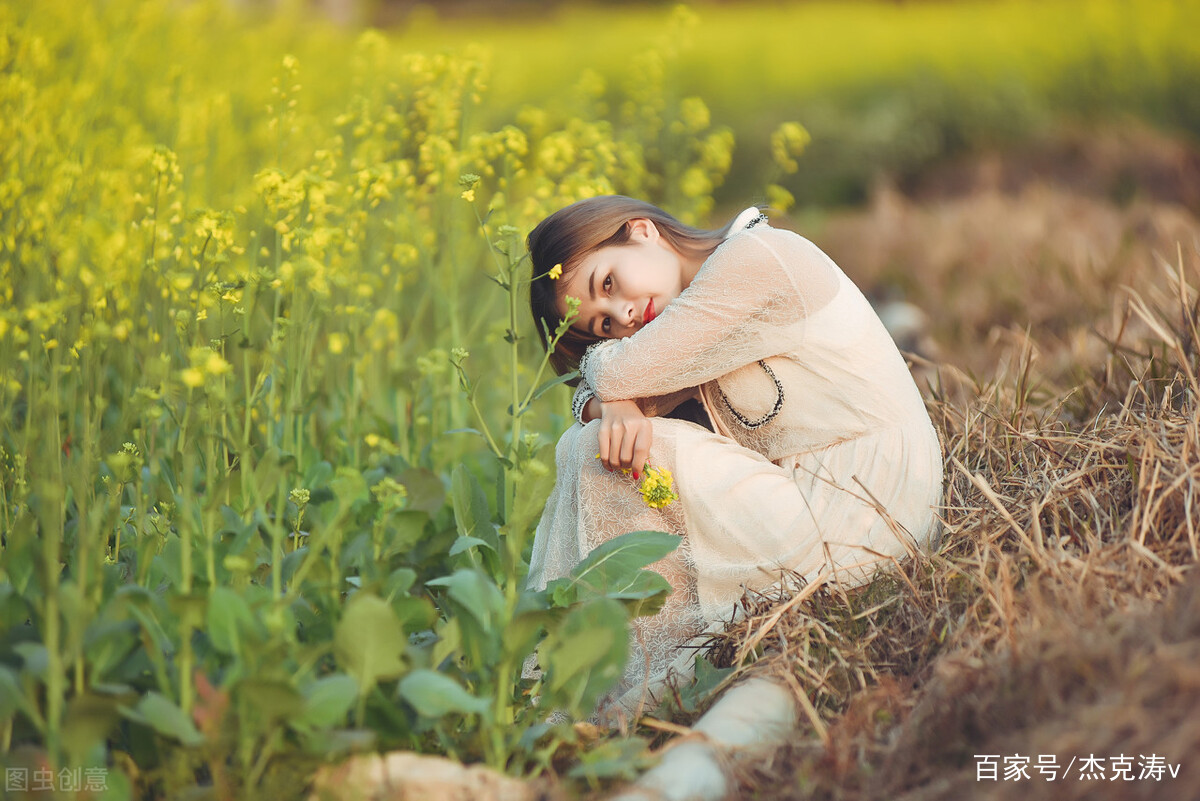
xmin=679 ymin=241 xmax=1200 ymax=800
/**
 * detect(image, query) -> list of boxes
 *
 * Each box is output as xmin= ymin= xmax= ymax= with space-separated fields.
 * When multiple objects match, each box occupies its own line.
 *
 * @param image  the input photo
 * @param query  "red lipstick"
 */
xmin=643 ymin=299 xmax=655 ymax=325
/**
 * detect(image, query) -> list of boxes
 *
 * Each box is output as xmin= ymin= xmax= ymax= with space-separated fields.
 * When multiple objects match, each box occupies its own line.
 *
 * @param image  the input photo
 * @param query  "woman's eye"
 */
xmin=601 ymin=317 xmax=611 ymax=333
xmin=603 ymin=275 xmax=612 ymax=292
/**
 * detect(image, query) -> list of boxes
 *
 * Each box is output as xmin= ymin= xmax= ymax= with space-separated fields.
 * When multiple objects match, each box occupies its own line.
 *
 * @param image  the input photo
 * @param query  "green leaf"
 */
xmin=400 ymin=467 xmax=445 ymax=515
xmin=604 ymin=570 xmax=674 ymax=618
xmin=540 ymin=598 xmax=628 ymax=713
xmin=82 ymin=620 xmax=139 ymax=679
xmin=331 ymin=467 xmax=368 ymax=511
xmin=451 ymin=465 xmax=498 ymax=552
xmin=237 ymin=677 xmax=304 ymax=724
xmin=304 ymin=460 xmax=334 ymax=490
xmin=430 ymin=617 xmax=462 ymax=670
xmin=383 ymin=567 xmax=417 ymax=599
xmin=448 ymin=536 xmax=495 ymax=556
xmin=62 ymin=693 xmax=122 ymax=765
xmin=568 ymin=736 xmax=654 ymax=782
xmin=334 ymin=594 xmax=407 ymax=691
xmin=125 ymin=692 xmax=205 ymax=747
xmin=503 ymin=444 xmax=557 ymax=541
xmin=546 ymin=530 xmax=681 ymax=607
xmin=426 ymin=569 xmax=505 ymax=668
xmin=397 ymin=669 xmax=490 ymax=718
xmin=206 ymin=587 xmax=259 ymax=656
xmin=426 ymin=569 xmax=503 ymax=631
xmin=14 ymin=643 xmax=49 ymax=679
xmin=0 ymin=665 xmax=26 ymax=721
xmin=386 ymin=510 xmax=430 ymax=556
xmin=528 ymin=371 xmax=578 ymax=404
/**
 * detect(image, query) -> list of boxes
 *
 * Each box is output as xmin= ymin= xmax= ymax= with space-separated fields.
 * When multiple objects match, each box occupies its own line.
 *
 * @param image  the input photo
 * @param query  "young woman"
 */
xmin=525 ymin=196 xmax=943 ymax=724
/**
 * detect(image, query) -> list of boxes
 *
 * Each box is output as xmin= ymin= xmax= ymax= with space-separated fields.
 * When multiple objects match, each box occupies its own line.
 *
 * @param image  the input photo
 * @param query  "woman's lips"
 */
xmin=643 ymin=299 xmax=655 ymax=325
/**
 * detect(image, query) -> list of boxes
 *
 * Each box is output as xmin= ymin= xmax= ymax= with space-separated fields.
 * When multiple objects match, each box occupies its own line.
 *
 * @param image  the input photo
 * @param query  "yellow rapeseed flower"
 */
xmin=638 ymin=466 xmax=679 ymax=509
xmin=461 ymin=188 xmax=475 ymax=202
xmin=594 ymin=456 xmax=679 ymax=509
xmin=548 ymin=263 xmax=562 ymax=280
xmin=205 ymin=352 xmax=232 ymax=376
xmin=181 ymin=368 xmax=204 ymax=388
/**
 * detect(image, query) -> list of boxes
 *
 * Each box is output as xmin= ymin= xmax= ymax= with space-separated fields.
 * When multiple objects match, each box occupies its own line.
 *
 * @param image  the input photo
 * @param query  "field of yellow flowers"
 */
xmin=2 ymin=0 xmax=1198 ymax=798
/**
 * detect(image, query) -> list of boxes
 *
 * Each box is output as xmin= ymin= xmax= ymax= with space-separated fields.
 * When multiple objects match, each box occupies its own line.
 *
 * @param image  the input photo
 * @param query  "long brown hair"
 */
xmin=528 ymin=196 xmax=736 ymax=378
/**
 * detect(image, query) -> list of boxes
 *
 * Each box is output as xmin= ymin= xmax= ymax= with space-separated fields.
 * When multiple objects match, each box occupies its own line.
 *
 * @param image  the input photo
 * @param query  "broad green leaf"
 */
xmin=166 ymin=591 xmax=207 ymax=625
xmin=568 ymin=736 xmax=653 ymax=782
xmin=219 ymin=505 xmax=247 ymax=535
xmin=334 ymin=593 xmax=407 ymax=690
xmin=544 ymin=630 xmax=613 ymax=695
xmin=391 ymin=596 xmax=437 ymax=634
xmin=82 ymin=620 xmax=139 ymax=678
xmin=237 ymin=677 xmax=303 ymax=723
xmin=540 ymin=599 xmax=628 ymax=713
xmin=426 ymin=569 xmax=503 ymax=631
xmin=448 ymin=536 xmax=495 ymax=556
xmin=430 ymin=617 xmax=461 ymax=670
xmin=505 ymin=608 xmax=552 ymax=665
xmin=528 ymin=371 xmax=578 ymax=404
xmin=386 ymin=510 xmax=430 ymax=556
xmin=127 ymin=692 xmax=204 ymax=747
xmin=397 ymin=670 xmax=490 ymax=718
xmin=125 ymin=604 xmax=174 ymax=660
xmin=503 ymin=443 xmax=557 ymax=541
xmin=546 ymin=530 xmax=680 ymax=607
xmin=62 ymin=693 xmax=122 ymax=765
xmin=427 ymin=569 xmax=505 ymax=669
xmin=14 ymin=643 xmax=49 ymax=679
xmin=605 ymin=571 xmax=674 ymax=618
xmin=304 ymin=460 xmax=334 ymax=490
xmin=298 ymin=727 xmax=377 ymax=758
xmin=298 ymin=674 xmax=359 ymax=729
xmin=206 ymin=587 xmax=259 ymax=656
xmin=451 ymin=465 xmax=498 ymax=551
xmin=253 ymin=446 xmax=296 ymax=499
xmin=331 ymin=467 xmax=369 ymax=511
xmin=0 ymin=582 xmax=28 ymax=629
xmin=400 ymin=467 xmax=445 ymax=515
xmin=383 ymin=567 xmax=417 ymax=599
xmin=0 ymin=665 xmax=26 ymax=721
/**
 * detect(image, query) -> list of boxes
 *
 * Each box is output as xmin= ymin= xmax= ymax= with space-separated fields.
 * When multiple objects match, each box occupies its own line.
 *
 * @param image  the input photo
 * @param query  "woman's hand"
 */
xmin=594 ymin=399 xmax=652 ymax=479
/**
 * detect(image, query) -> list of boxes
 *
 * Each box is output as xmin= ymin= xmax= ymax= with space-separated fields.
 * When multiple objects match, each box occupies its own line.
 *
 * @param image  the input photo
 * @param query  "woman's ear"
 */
xmin=626 ymin=217 xmax=658 ymax=243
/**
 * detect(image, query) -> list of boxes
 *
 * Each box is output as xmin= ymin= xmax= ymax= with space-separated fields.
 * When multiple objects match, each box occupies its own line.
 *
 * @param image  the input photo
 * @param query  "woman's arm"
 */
xmin=581 ymin=228 xmax=839 ymax=400
xmin=574 ymin=381 xmax=697 ymax=474
xmin=573 ymin=378 xmax=698 ymax=424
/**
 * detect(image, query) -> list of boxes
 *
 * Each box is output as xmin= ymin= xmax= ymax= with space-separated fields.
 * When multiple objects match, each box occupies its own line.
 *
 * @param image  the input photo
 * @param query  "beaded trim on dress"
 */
xmin=714 ymin=208 xmax=784 ymax=429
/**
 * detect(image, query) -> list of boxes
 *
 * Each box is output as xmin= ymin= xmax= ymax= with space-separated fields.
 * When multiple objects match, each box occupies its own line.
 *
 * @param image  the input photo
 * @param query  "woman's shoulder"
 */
xmin=714 ymin=220 xmax=827 ymax=270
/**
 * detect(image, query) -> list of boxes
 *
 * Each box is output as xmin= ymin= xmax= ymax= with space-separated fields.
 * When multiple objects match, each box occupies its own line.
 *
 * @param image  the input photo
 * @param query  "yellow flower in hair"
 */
xmin=548 ymin=263 xmax=563 ymax=280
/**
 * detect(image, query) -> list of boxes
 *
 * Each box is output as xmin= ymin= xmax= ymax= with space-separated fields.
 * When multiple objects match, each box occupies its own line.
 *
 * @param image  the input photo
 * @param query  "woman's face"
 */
xmin=555 ymin=219 xmax=687 ymax=340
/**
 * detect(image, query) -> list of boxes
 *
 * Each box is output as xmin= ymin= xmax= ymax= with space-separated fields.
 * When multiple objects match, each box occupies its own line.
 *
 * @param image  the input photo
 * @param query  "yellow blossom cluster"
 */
xmin=638 ymin=466 xmax=680 ymax=510
xmin=0 ymin=0 xmax=743 ymax=535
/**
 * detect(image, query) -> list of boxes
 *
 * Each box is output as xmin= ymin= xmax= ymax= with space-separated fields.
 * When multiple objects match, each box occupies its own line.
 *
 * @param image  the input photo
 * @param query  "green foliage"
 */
xmin=2 ymin=0 xmax=1191 ymax=794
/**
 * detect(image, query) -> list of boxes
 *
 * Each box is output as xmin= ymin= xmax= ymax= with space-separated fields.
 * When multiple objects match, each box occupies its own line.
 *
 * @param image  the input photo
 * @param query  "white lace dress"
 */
xmin=526 ymin=209 xmax=944 ymax=723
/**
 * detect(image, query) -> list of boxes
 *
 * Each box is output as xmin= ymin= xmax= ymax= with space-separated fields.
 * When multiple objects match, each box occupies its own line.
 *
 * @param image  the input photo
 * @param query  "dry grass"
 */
xmin=690 ymin=127 xmax=1200 ymax=800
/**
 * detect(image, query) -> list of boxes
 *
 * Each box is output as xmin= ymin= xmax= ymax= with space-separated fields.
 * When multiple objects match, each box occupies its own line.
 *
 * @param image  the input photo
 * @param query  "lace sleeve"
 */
xmin=581 ymin=227 xmax=839 ymax=401
xmin=570 ymin=368 xmax=698 ymax=423
xmin=571 ymin=380 xmax=596 ymax=425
